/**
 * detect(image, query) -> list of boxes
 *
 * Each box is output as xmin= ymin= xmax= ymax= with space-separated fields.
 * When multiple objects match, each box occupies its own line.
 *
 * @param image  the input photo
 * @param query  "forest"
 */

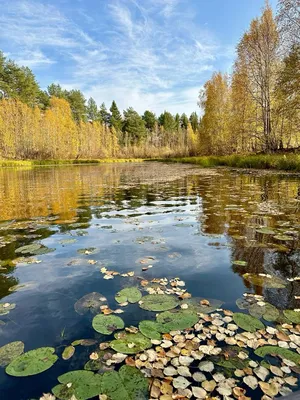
xmin=0 ymin=0 xmax=299 ymax=160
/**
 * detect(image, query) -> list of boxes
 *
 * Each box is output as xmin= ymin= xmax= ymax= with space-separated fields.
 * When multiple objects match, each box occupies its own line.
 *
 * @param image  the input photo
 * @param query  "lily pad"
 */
xmin=92 ymin=314 xmax=124 ymax=335
xmin=0 ymin=302 xmax=16 ymax=316
xmin=100 ymin=365 xmax=148 ymax=400
xmin=233 ymin=313 xmax=265 ymax=332
xmin=236 ymin=298 xmax=250 ymax=310
xmin=62 ymin=346 xmax=75 ymax=360
xmin=77 ymin=247 xmax=97 ymax=255
xmin=139 ymin=294 xmax=179 ymax=312
xmin=283 ymin=310 xmax=300 ymax=324
xmin=243 ymin=273 xmax=287 ymax=289
xmin=156 ymin=309 xmax=198 ymax=331
xmin=0 ymin=341 xmax=24 ymax=367
xmin=248 ymin=303 xmax=280 ymax=322
xmin=232 ymin=260 xmax=247 ymax=266
xmin=74 ymin=292 xmax=107 ymax=315
xmin=115 ymin=287 xmax=142 ymax=304
xmin=255 ymin=346 xmax=300 ymax=363
xmin=52 ymin=370 xmax=102 ymax=400
xmin=138 ymin=320 xmax=163 ymax=340
xmin=15 ymin=243 xmax=42 ymax=254
xmin=256 ymin=228 xmax=276 ymax=235
xmin=183 ymin=297 xmax=223 ymax=314
xmin=111 ymin=332 xmax=151 ymax=354
xmin=6 ymin=347 xmax=58 ymax=376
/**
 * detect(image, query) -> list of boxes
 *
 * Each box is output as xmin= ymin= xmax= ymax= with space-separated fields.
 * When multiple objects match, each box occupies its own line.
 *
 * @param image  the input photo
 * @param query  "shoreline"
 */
xmin=1 ymin=153 xmax=300 ymax=172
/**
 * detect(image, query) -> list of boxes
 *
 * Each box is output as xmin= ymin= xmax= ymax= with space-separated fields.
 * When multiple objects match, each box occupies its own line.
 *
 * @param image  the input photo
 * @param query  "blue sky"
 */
xmin=0 ymin=0 xmax=277 ymax=115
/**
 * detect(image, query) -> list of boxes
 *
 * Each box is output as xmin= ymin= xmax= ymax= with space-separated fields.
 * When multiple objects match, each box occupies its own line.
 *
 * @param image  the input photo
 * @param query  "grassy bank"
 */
xmin=0 ymin=158 xmax=145 ymax=168
xmin=160 ymin=154 xmax=300 ymax=172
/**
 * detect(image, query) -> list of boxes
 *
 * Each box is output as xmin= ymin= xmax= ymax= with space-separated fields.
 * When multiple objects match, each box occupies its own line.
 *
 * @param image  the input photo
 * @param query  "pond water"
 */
xmin=0 ymin=162 xmax=300 ymax=400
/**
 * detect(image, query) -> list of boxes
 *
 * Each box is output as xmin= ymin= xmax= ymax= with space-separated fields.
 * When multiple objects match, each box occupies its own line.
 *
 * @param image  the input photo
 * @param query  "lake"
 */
xmin=0 ymin=162 xmax=300 ymax=400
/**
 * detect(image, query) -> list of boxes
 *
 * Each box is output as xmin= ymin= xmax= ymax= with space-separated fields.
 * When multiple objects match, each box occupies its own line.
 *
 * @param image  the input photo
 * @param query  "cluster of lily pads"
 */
xmin=0 ymin=269 xmax=299 ymax=400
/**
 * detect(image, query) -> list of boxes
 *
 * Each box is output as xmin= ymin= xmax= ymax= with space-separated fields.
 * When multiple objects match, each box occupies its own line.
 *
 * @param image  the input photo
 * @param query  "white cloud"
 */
xmin=0 ymin=0 xmax=232 ymax=115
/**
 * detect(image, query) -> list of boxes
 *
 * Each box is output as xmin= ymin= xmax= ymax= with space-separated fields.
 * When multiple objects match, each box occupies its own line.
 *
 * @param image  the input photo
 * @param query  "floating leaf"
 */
xmin=74 ymin=292 xmax=107 ymax=315
xmin=248 ymin=303 xmax=279 ymax=322
xmin=283 ymin=310 xmax=300 ymax=324
xmin=243 ymin=273 xmax=286 ymax=288
xmin=52 ymin=370 xmax=102 ymax=400
xmin=233 ymin=313 xmax=265 ymax=332
xmin=111 ymin=332 xmax=151 ymax=354
xmin=274 ymin=235 xmax=294 ymax=241
xmin=92 ymin=314 xmax=124 ymax=335
xmin=100 ymin=365 xmax=148 ymax=400
xmin=236 ymin=298 xmax=250 ymax=310
xmin=115 ymin=287 xmax=142 ymax=304
xmin=232 ymin=260 xmax=247 ymax=266
xmin=139 ymin=294 xmax=179 ymax=312
xmin=0 ymin=302 xmax=16 ymax=316
xmin=77 ymin=247 xmax=97 ymax=255
xmin=183 ymin=297 xmax=223 ymax=313
xmin=255 ymin=346 xmax=300 ymax=363
xmin=138 ymin=320 xmax=163 ymax=340
xmin=62 ymin=346 xmax=75 ymax=360
xmin=156 ymin=309 xmax=198 ymax=331
xmin=0 ymin=341 xmax=24 ymax=367
xmin=6 ymin=347 xmax=58 ymax=377
xmin=256 ymin=227 xmax=276 ymax=235
xmin=15 ymin=243 xmax=42 ymax=254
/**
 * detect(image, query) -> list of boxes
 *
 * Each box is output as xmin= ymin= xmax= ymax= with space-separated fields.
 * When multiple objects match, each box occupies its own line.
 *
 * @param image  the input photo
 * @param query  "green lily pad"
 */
xmin=0 ymin=341 xmax=24 ymax=367
xmin=236 ymin=298 xmax=250 ymax=310
xmin=183 ymin=297 xmax=223 ymax=314
xmin=156 ymin=309 xmax=198 ymax=331
xmin=111 ymin=332 xmax=151 ymax=354
xmin=52 ymin=370 xmax=102 ymax=400
xmin=62 ymin=345 xmax=75 ymax=360
xmin=255 ymin=346 xmax=300 ymax=363
xmin=248 ymin=303 xmax=280 ymax=322
xmin=139 ymin=294 xmax=179 ymax=312
xmin=138 ymin=320 xmax=163 ymax=340
xmin=115 ymin=287 xmax=142 ymax=304
xmin=6 ymin=347 xmax=58 ymax=377
xmin=256 ymin=228 xmax=276 ymax=235
xmin=71 ymin=339 xmax=97 ymax=347
xmin=233 ymin=313 xmax=265 ymax=332
xmin=0 ymin=302 xmax=16 ymax=316
xmin=232 ymin=260 xmax=247 ymax=266
xmin=213 ymin=356 xmax=248 ymax=370
xmin=92 ymin=314 xmax=124 ymax=335
xmin=74 ymin=292 xmax=107 ymax=315
xmin=33 ymin=246 xmax=55 ymax=255
xmin=77 ymin=247 xmax=97 ymax=255
xmin=15 ymin=244 xmax=42 ymax=254
xmin=100 ymin=365 xmax=148 ymax=400
xmin=243 ymin=273 xmax=287 ymax=289
xmin=283 ymin=310 xmax=300 ymax=324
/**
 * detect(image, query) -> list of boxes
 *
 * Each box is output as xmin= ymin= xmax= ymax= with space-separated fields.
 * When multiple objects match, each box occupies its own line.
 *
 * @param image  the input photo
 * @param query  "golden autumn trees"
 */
xmin=199 ymin=1 xmax=299 ymax=155
xmin=0 ymin=97 xmax=121 ymax=160
xmin=235 ymin=3 xmax=279 ymax=152
xmin=198 ymin=72 xmax=231 ymax=155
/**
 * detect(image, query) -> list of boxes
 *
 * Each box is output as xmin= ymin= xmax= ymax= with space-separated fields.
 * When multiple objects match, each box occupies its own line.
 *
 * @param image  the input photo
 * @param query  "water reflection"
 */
xmin=1 ymin=163 xmax=300 ymax=399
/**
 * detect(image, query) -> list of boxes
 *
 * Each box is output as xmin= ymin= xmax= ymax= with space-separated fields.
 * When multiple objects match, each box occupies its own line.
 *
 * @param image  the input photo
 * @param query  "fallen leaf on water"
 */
xmin=90 ymin=352 xmax=99 ymax=360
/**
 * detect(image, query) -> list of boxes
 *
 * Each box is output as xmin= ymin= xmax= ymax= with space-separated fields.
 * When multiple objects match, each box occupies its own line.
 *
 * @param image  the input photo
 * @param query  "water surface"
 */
xmin=0 ymin=163 xmax=300 ymax=399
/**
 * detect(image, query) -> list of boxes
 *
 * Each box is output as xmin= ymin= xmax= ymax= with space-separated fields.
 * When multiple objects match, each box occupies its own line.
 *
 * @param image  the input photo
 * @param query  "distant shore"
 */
xmin=156 ymin=154 xmax=300 ymax=172
xmin=1 ymin=153 xmax=300 ymax=172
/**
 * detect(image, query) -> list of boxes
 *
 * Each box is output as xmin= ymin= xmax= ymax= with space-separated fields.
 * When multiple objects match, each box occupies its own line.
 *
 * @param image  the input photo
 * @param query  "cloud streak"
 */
xmin=0 ymin=0 xmax=233 ymax=114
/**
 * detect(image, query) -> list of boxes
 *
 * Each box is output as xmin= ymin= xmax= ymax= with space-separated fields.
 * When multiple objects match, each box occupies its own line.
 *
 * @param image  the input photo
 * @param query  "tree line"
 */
xmin=198 ymin=0 xmax=300 ymax=155
xmin=0 ymin=54 xmax=199 ymax=159
xmin=0 ymin=0 xmax=298 ymax=160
